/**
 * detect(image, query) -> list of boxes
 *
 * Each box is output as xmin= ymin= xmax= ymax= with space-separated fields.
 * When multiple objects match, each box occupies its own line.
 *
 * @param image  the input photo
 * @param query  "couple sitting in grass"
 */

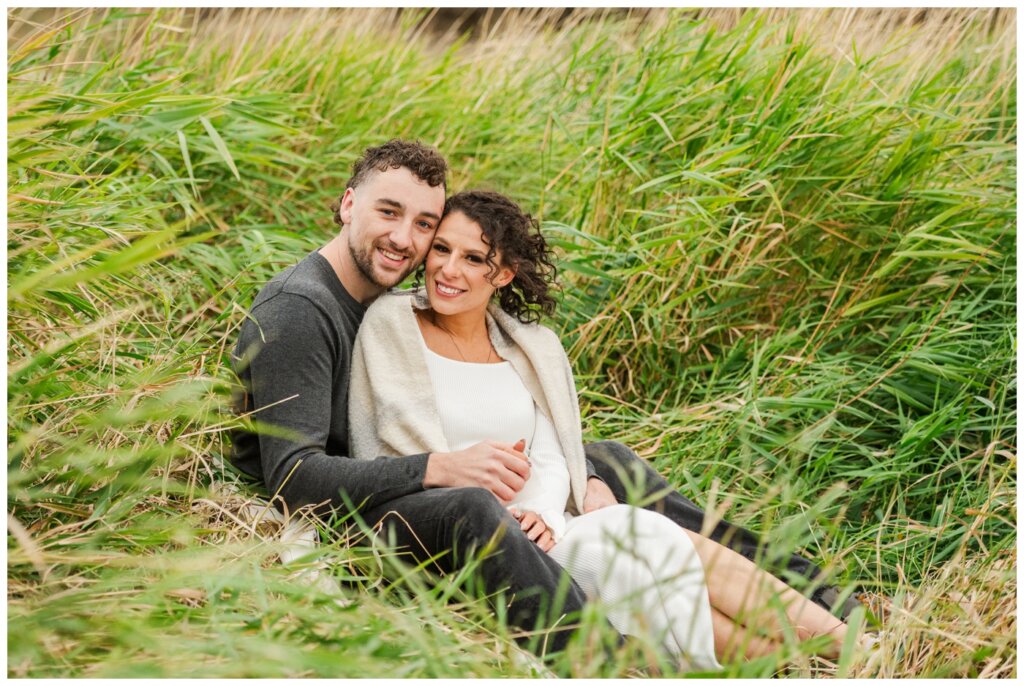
xmin=231 ymin=139 xmax=869 ymax=669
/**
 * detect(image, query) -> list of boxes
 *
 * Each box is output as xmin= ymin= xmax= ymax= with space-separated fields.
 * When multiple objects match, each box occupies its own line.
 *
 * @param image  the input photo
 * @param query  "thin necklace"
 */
xmin=430 ymin=311 xmax=494 ymax=363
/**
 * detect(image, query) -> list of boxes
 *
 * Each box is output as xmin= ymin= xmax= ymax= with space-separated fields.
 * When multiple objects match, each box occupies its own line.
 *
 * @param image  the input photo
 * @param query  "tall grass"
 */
xmin=7 ymin=7 xmax=1016 ymax=678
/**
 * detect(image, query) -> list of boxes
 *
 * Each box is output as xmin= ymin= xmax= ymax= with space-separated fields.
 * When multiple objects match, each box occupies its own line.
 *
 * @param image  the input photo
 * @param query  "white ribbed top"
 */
xmin=421 ymin=342 xmax=572 ymax=539
xmin=422 ymin=348 xmax=535 ymax=450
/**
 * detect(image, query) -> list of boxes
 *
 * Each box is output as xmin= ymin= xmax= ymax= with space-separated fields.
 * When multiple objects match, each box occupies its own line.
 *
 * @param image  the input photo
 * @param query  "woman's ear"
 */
xmin=496 ymin=267 xmax=516 ymax=288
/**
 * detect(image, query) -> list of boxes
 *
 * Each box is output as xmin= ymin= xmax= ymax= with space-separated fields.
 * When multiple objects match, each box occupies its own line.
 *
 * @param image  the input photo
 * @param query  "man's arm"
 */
xmin=239 ymin=293 xmax=429 ymax=514
xmin=241 ymin=293 xmax=533 ymax=513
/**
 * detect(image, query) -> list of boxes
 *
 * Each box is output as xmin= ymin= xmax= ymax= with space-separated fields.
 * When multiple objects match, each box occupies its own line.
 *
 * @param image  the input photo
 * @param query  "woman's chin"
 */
xmin=427 ymin=298 xmax=480 ymax=318
xmin=427 ymin=297 xmax=457 ymax=315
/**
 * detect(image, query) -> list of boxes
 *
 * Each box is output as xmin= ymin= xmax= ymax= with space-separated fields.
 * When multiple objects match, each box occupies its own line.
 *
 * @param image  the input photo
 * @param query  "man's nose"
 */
xmin=389 ymin=221 xmax=414 ymax=250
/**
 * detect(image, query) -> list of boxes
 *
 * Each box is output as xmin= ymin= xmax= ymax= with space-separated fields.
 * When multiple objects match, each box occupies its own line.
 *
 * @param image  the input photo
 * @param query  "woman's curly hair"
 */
xmin=441 ymin=190 xmax=558 ymax=324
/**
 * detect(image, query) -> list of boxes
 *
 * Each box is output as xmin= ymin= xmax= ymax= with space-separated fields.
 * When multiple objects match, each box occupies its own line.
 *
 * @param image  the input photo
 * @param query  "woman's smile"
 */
xmin=434 ymin=281 xmax=466 ymax=297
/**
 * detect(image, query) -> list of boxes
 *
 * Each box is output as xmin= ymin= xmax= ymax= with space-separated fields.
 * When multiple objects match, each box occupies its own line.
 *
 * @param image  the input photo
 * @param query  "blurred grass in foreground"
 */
xmin=7 ymin=7 xmax=1016 ymax=678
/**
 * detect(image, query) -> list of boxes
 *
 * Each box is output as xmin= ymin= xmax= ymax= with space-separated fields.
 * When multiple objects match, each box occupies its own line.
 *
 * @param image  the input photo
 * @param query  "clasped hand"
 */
xmin=508 ymin=508 xmax=554 ymax=552
xmin=424 ymin=439 xmax=531 ymax=502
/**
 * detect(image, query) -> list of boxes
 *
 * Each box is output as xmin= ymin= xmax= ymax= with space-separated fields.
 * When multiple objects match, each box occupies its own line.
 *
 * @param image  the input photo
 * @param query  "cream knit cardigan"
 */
xmin=348 ymin=289 xmax=588 ymax=515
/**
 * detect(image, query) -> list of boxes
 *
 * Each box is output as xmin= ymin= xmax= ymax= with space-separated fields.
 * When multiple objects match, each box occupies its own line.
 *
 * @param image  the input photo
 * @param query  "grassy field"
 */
xmin=7 ymin=7 xmax=1016 ymax=678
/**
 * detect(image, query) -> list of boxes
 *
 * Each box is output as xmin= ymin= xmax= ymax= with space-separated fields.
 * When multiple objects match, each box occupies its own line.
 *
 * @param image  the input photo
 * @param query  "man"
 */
xmin=232 ymin=139 xmax=598 ymax=653
xmin=231 ymin=139 xmax=856 ymax=657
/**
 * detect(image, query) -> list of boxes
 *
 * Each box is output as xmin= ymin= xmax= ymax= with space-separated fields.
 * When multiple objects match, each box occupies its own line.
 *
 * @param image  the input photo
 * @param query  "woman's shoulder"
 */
xmin=357 ymin=291 xmax=425 ymax=348
xmin=363 ymin=288 xmax=422 ymax=322
xmin=528 ymin=320 xmax=562 ymax=346
xmin=489 ymin=305 xmax=564 ymax=352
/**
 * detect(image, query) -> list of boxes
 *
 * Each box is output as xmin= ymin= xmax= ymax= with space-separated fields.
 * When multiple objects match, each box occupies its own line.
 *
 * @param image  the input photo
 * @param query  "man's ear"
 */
xmin=338 ymin=187 xmax=356 ymax=225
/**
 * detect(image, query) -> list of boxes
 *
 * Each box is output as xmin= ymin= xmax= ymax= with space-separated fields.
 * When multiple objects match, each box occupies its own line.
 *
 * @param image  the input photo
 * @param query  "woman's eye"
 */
xmin=432 ymin=244 xmax=448 ymax=253
xmin=467 ymin=255 xmax=483 ymax=264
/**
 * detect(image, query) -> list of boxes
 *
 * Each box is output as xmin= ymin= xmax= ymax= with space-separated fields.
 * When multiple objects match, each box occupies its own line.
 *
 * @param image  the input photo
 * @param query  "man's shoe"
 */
xmin=811 ymin=585 xmax=864 ymax=621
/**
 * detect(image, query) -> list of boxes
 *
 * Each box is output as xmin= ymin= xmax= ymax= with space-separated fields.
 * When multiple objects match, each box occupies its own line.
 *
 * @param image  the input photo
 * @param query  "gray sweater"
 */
xmin=230 ymin=251 xmax=430 ymax=514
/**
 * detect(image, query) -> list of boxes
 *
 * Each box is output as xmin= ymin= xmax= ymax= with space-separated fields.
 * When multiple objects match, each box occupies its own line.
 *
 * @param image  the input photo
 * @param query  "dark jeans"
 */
xmin=348 ymin=442 xmax=857 ymax=659
xmin=356 ymin=485 xmax=618 ymax=655
xmin=583 ymin=440 xmax=860 ymax=620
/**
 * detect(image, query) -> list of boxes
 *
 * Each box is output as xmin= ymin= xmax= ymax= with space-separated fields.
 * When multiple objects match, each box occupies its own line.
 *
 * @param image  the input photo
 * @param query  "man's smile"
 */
xmin=377 ymin=246 xmax=409 ymax=266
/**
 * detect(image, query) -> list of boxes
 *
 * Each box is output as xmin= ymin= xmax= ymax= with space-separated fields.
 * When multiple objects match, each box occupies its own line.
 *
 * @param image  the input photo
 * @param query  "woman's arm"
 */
xmin=506 ymin=405 xmax=572 ymax=540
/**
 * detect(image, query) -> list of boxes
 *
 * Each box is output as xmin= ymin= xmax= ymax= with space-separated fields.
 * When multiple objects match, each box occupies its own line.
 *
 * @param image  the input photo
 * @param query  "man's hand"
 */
xmin=424 ymin=439 xmax=530 ymax=502
xmin=583 ymin=476 xmax=617 ymax=513
xmin=510 ymin=509 xmax=554 ymax=552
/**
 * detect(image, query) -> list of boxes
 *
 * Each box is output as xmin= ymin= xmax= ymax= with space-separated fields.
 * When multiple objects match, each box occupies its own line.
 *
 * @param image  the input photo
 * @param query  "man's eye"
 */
xmin=417 ymin=221 xmax=434 ymax=230
xmin=380 ymin=209 xmax=396 ymax=217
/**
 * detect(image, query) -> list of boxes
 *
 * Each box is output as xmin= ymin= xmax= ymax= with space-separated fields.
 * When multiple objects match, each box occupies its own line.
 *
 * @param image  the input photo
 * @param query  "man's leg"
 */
xmin=355 ymin=486 xmax=616 ymax=655
xmin=583 ymin=440 xmax=860 ymax=620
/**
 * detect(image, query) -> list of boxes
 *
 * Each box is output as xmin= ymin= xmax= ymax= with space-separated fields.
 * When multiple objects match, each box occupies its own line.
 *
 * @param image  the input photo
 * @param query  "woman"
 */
xmin=349 ymin=190 xmax=854 ymax=669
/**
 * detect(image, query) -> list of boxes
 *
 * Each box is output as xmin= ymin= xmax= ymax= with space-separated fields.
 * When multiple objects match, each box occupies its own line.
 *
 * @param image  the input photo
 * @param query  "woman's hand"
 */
xmin=583 ymin=476 xmax=617 ymax=513
xmin=511 ymin=509 xmax=554 ymax=552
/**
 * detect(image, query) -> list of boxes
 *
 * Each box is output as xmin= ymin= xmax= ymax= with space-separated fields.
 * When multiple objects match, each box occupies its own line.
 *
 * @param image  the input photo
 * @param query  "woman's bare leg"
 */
xmin=682 ymin=529 xmax=848 ymax=656
xmin=710 ymin=606 xmax=782 ymax=661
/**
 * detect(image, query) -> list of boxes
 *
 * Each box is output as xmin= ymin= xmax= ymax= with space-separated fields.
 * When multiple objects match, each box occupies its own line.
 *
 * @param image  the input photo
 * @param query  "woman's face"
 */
xmin=425 ymin=211 xmax=514 ymax=318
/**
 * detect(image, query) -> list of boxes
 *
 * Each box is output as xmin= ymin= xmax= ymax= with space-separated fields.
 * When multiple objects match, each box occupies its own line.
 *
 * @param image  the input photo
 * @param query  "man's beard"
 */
xmin=349 ymin=238 xmax=414 ymax=289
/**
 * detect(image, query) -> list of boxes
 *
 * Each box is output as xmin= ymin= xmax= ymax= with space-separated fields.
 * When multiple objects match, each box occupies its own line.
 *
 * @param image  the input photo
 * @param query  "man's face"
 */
xmin=337 ymin=166 xmax=445 ymax=291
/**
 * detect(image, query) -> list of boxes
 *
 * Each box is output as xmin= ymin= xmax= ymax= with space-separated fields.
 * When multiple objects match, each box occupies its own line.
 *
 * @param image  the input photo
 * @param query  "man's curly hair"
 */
xmin=441 ymin=190 xmax=558 ymax=324
xmin=330 ymin=139 xmax=447 ymax=226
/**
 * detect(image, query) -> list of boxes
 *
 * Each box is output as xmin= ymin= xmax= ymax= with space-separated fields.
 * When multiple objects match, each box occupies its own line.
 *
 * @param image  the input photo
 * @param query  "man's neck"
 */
xmin=319 ymin=234 xmax=383 ymax=305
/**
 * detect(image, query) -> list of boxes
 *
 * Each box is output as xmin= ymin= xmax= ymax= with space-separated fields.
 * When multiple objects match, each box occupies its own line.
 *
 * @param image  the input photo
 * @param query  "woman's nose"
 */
xmin=440 ymin=256 xmax=460 ymax=279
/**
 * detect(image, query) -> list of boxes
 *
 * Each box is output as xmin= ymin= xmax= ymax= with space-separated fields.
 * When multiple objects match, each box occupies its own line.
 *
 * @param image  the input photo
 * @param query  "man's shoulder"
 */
xmin=253 ymin=251 xmax=338 ymax=311
xmin=240 ymin=251 xmax=362 ymax=348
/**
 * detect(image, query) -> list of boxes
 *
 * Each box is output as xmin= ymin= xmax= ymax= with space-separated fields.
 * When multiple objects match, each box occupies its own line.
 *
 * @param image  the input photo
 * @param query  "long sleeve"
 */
xmin=507 ymin=406 xmax=572 ymax=541
xmin=234 ymin=290 xmax=429 ymax=515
